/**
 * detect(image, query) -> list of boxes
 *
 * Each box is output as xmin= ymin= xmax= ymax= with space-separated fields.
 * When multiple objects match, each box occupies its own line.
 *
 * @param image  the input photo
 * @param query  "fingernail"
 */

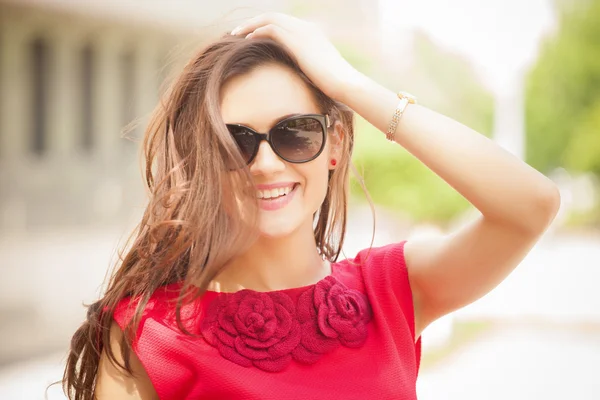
xmin=231 ymin=26 xmax=242 ymax=35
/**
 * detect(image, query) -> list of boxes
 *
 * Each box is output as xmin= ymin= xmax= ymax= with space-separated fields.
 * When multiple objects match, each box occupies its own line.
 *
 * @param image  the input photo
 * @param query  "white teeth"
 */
xmin=256 ymin=185 xmax=295 ymax=199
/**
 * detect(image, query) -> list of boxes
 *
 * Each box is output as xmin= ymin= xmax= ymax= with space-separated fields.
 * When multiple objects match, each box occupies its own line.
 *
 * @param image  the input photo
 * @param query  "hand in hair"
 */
xmin=231 ymin=13 xmax=363 ymax=102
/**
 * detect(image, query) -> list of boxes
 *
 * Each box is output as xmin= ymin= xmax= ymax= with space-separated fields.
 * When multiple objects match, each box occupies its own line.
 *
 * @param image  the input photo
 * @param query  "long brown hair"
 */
xmin=61 ymin=34 xmax=357 ymax=399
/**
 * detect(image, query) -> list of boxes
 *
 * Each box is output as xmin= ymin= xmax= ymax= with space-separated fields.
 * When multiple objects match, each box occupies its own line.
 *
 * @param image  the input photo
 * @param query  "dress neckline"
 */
xmin=203 ymin=260 xmax=337 ymax=295
xmin=197 ymin=260 xmax=373 ymax=373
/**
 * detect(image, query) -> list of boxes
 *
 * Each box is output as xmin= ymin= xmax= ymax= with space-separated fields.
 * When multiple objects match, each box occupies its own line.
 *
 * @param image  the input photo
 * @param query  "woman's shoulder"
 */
xmin=339 ymin=241 xmax=415 ymax=319
xmin=347 ymin=241 xmax=408 ymax=266
xmin=112 ymin=282 xmax=205 ymax=334
xmin=110 ymin=283 xmax=209 ymax=399
xmin=336 ymin=241 xmax=408 ymax=283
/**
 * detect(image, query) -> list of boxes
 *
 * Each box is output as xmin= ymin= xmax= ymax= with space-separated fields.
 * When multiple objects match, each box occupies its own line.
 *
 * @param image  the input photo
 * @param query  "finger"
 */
xmin=231 ymin=12 xmax=302 ymax=36
xmin=245 ymin=24 xmax=289 ymax=42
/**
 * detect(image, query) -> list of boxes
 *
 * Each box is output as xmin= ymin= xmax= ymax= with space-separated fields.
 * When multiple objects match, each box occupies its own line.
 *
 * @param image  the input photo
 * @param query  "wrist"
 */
xmin=333 ymin=69 xmax=371 ymax=105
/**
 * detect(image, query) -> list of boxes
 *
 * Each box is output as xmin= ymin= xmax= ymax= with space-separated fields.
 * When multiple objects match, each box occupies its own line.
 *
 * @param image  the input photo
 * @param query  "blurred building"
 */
xmin=0 ymin=1 xmax=182 ymax=233
xmin=0 ymin=0 xmax=383 ymax=233
xmin=0 ymin=0 xmax=386 ymax=363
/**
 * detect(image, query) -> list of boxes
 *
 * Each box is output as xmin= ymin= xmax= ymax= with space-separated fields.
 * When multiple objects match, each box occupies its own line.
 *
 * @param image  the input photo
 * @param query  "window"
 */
xmin=120 ymin=49 xmax=136 ymax=145
xmin=31 ymin=38 xmax=49 ymax=156
xmin=80 ymin=44 xmax=94 ymax=152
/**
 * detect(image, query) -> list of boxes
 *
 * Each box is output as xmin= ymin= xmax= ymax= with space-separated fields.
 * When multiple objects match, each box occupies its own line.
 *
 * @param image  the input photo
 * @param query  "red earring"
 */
xmin=331 ymin=159 xmax=337 ymax=166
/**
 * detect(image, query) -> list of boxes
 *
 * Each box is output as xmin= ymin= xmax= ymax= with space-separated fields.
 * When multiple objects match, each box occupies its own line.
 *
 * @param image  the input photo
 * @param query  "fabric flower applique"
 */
xmin=200 ymin=276 xmax=373 ymax=372
xmin=291 ymin=276 xmax=373 ymax=364
xmin=200 ymin=290 xmax=302 ymax=372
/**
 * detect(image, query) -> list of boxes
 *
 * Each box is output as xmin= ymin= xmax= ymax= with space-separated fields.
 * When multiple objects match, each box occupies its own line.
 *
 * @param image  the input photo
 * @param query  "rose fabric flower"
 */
xmin=200 ymin=276 xmax=373 ymax=371
xmin=292 ymin=276 xmax=373 ymax=364
xmin=200 ymin=290 xmax=301 ymax=372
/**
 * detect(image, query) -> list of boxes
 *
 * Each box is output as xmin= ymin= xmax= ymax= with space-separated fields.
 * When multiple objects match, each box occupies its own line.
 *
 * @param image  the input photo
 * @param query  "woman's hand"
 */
xmin=230 ymin=13 xmax=364 ymax=101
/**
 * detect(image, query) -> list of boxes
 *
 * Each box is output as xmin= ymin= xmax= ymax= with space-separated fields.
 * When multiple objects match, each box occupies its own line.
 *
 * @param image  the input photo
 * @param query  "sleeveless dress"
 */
xmin=113 ymin=241 xmax=421 ymax=399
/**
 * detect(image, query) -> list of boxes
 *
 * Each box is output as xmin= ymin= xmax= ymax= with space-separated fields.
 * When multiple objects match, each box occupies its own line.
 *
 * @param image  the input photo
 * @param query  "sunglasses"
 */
xmin=226 ymin=114 xmax=331 ymax=166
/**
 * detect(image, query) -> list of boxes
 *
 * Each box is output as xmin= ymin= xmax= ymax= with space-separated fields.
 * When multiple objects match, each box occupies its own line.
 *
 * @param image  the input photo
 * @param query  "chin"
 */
xmin=257 ymin=225 xmax=296 ymax=239
xmin=257 ymin=217 xmax=300 ymax=239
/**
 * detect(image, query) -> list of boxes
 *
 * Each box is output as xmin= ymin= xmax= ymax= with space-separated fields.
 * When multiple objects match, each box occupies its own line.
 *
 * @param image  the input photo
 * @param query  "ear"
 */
xmin=328 ymin=121 xmax=344 ymax=170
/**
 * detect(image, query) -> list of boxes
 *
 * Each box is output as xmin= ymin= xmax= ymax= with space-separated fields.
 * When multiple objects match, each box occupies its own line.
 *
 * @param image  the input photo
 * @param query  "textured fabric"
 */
xmin=199 ymin=275 xmax=373 ymax=372
xmin=113 ymin=241 xmax=421 ymax=400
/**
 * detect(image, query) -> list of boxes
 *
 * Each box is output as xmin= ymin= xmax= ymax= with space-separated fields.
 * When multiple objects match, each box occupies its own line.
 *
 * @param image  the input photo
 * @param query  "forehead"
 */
xmin=220 ymin=64 xmax=320 ymax=131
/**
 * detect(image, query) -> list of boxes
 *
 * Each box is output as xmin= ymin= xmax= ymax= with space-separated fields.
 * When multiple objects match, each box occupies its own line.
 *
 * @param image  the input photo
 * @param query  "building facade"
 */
xmin=0 ymin=3 xmax=187 ymax=232
xmin=0 ymin=0 xmax=384 ymax=233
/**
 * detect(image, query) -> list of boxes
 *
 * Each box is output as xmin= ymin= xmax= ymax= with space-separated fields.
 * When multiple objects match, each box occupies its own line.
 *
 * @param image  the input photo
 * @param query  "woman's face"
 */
xmin=220 ymin=64 xmax=338 ymax=238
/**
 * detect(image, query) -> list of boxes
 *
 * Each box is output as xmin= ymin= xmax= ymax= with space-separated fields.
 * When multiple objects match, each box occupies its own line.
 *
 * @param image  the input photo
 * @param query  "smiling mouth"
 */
xmin=255 ymin=183 xmax=299 ymax=211
xmin=256 ymin=183 xmax=299 ymax=200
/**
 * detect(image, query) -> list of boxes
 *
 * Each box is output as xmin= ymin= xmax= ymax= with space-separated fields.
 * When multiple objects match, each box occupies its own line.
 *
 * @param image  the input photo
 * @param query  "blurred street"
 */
xmin=418 ymin=323 xmax=600 ymax=400
xmin=454 ymin=231 xmax=600 ymax=323
xmin=3 ymin=323 xmax=600 ymax=400
xmin=1 ymin=0 xmax=600 ymax=398
xmin=1 ymin=219 xmax=599 ymax=399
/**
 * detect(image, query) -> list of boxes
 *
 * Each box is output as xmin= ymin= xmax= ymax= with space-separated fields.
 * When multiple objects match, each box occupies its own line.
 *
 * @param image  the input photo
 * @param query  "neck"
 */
xmin=211 ymin=219 xmax=330 ymax=292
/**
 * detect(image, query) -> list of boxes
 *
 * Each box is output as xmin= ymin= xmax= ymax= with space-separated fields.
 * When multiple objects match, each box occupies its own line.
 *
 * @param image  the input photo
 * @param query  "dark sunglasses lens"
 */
xmin=271 ymin=117 xmax=324 ymax=162
xmin=227 ymin=125 xmax=256 ymax=164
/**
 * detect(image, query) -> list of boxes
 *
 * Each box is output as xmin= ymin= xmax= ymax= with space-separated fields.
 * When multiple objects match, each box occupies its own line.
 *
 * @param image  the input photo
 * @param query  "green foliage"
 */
xmin=420 ymin=319 xmax=494 ymax=371
xmin=351 ymin=117 xmax=471 ymax=224
xmin=335 ymin=42 xmax=374 ymax=77
xmin=525 ymin=0 xmax=600 ymax=174
xmin=563 ymin=100 xmax=600 ymax=174
xmin=564 ymin=201 xmax=600 ymax=228
xmin=348 ymin=32 xmax=493 ymax=224
xmin=407 ymin=32 xmax=495 ymax=138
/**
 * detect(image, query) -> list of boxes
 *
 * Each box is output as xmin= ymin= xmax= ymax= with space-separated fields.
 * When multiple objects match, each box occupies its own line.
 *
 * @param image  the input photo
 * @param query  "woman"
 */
xmin=62 ymin=13 xmax=560 ymax=400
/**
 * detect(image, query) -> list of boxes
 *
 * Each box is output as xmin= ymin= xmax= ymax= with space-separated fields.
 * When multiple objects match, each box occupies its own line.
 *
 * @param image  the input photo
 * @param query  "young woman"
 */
xmin=62 ymin=13 xmax=560 ymax=400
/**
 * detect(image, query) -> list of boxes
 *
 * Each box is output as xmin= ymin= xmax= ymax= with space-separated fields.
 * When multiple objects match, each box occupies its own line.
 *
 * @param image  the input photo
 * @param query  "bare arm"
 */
xmin=95 ymin=322 xmax=159 ymax=400
xmin=219 ymin=11 xmax=560 ymax=339
xmin=338 ymin=74 xmax=560 ymax=336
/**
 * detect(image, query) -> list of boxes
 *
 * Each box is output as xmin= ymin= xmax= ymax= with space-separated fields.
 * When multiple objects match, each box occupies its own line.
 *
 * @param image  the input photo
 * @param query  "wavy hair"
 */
xmin=60 ymin=34 xmax=358 ymax=400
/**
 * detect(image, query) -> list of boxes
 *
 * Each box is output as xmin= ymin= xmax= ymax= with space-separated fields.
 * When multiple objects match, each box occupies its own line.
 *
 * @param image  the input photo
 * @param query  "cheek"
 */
xmin=299 ymin=162 xmax=330 ymax=209
xmin=221 ymin=173 xmax=258 ymax=224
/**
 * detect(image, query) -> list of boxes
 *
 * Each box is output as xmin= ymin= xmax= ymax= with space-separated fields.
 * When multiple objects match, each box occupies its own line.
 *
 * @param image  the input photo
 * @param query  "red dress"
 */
xmin=114 ymin=241 xmax=421 ymax=399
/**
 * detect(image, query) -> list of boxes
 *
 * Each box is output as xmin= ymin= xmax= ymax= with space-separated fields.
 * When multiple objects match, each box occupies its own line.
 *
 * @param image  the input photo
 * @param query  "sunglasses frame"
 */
xmin=226 ymin=113 xmax=331 ymax=165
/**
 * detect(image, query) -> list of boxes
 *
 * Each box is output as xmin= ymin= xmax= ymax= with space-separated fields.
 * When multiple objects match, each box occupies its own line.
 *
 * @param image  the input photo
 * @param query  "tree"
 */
xmin=350 ymin=31 xmax=494 ymax=225
xmin=525 ymin=0 xmax=600 ymax=175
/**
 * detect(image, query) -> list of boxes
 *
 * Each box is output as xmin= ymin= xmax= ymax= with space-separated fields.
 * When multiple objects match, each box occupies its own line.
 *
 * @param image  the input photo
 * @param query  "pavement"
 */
xmin=1 ymin=213 xmax=599 ymax=399
xmin=418 ymin=323 xmax=600 ymax=400
xmin=2 ymin=322 xmax=600 ymax=400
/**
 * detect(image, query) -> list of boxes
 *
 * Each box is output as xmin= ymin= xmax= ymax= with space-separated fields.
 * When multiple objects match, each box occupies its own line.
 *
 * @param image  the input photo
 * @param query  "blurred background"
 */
xmin=0 ymin=0 xmax=599 ymax=399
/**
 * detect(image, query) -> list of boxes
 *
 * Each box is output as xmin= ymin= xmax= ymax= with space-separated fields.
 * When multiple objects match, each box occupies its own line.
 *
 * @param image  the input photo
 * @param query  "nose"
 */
xmin=249 ymin=140 xmax=285 ymax=175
